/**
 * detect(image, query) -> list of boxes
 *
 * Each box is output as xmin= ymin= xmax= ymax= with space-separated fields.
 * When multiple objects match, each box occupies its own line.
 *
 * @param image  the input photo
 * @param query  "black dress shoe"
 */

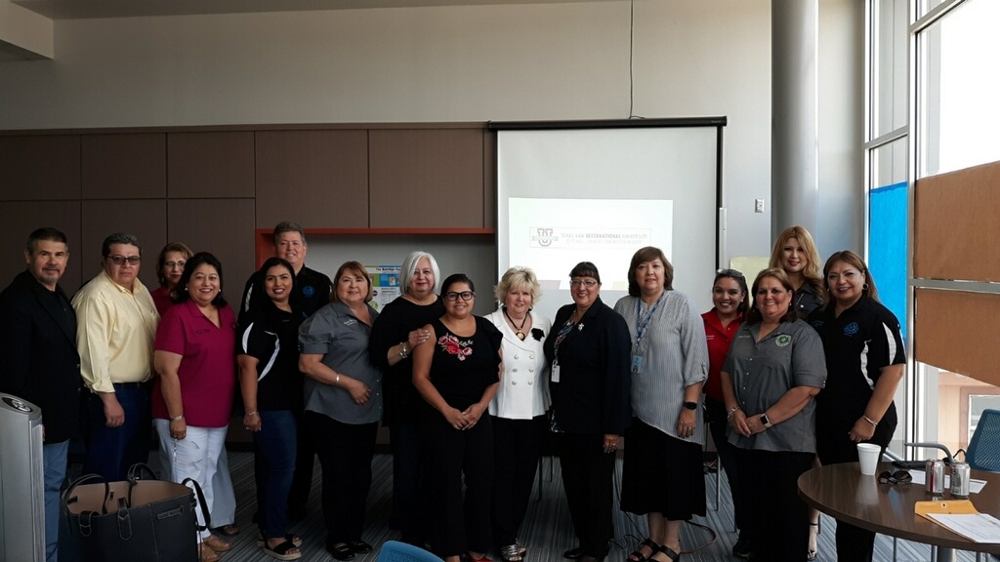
xmin=327 ymin=542 xmax=356 ymax=560
xmin=564 ymin=547 xmax=584 ymax=560
xmin=349 ymin=540 xmax=373 ymax=554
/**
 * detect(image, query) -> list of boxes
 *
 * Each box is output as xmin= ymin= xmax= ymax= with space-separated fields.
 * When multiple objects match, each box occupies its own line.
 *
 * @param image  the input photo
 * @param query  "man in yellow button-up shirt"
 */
xmin=72 ymin=233 xmax=159 ymax=481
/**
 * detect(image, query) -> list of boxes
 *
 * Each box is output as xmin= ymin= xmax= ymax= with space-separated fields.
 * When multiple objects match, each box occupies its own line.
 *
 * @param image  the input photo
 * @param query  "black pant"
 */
xmin=424 ymin=414 xmax=495 ymax=557
xmin=287 ymin=409 xmax=315 ymax=515
xmin=735 ymin=448 xmax=813 ymax=562
xmin=390 ymin=421 xmax=428 ymax=545
xmin=491 ymin=415 xmax=546 ymax=547
xmin=704 ymin=397 xmax=751 ymax=538
xmin=818 ymin=430 xmax=882 ymax=562
xmin=558 ymin=433 xmax=615 ymax=558
xmin=308 ymin=412 xmax=379 ymax=545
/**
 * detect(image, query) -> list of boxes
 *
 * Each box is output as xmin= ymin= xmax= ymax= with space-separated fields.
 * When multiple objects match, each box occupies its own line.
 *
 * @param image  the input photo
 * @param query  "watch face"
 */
xmin=760 ymin=414 xmax=771 ymax=426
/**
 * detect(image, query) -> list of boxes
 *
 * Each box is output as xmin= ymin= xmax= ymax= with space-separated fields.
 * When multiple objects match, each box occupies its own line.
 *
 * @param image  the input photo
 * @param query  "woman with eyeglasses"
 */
xmin=151 ymin=242 xmax=193 ymax=315
xmin=152 ymin=252 xmax=237 ymax=562
xmin=701 ymin=268 xmax=751 ymax=558
xmin=769 ymin=225 xmax=825 ymax=319
xmin=720 ymin=268 xmax=826 ymax=562
xmin=299 ymin=261 xmax=382 ymax=560
xmin=368 ymin=251 xmax=444 ymax=545
xmin=809 ymin=251 xmax=904 ymax=562
xmin=412 ymin=273 xmax=502 ymax=562
xmin=485 ymin=267 xmax=551 ymax=562
xmin=543 ymin=262 xmax=631 ymax=562
xmin=614 ymin=248 xmax=708 ymax=562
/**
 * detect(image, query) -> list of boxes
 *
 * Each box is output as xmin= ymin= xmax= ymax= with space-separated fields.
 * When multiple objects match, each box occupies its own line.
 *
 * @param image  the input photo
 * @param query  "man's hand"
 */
xmin=100 ymin=392 xmax=125 ymax=427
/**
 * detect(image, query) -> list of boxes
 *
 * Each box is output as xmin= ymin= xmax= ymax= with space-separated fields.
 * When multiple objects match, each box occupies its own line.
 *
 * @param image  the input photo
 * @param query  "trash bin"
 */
xmin=0 ymin=393 xmax=45 ymax=562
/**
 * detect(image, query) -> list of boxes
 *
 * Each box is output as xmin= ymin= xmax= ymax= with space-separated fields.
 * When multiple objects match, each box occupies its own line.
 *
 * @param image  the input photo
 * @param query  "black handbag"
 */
xmin=62 ymin=463 xmax=211 ymax=562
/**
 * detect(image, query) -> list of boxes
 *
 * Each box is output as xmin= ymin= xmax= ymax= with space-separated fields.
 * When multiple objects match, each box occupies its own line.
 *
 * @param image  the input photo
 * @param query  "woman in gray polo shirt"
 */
xmin=720 ymin=268 xmax=826 ymax=562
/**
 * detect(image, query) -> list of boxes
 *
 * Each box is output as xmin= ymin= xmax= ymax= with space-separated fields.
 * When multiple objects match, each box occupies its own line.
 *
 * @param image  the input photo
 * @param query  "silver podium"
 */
xmin=0 ymin=393 xmax=45 ymax=562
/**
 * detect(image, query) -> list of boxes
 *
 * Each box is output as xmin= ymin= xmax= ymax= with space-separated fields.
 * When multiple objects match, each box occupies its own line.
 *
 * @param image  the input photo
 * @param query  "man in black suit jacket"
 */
xmin=0 ymin=227 xmax=81 ymax=562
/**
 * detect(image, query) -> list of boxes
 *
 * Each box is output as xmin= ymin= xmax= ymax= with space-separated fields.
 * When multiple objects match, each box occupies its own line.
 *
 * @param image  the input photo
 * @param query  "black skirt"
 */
xmin=619 ymin=417 xmax=706 ymax=520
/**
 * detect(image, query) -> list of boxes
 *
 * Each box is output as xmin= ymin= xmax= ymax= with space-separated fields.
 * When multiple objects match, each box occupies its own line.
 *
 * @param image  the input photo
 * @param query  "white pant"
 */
xmin=154 ymin=420 xmax=230 ymax=541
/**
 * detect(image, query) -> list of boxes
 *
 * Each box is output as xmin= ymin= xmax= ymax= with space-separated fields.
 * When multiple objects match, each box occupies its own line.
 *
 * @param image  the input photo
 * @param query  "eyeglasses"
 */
xmin=109 ymin=255 xmax=141 ymax=266
xmin=877 ymin=469 xmax=912 ymax=484
xmin=569 ymin=279 xmax=598 ymax=288
xmin=445 ymin=291 xmax=475 ymax=302
xmin=163 ymin=260 xmax=186 ymax=269
xmin=717 ymin=268 xmax=745 ymax=279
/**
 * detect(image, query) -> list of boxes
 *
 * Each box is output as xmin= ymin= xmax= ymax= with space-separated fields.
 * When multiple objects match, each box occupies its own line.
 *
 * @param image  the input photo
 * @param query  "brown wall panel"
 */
xmin=82 ymin=133 xmax=167 ymax=199
xmin=0 ymin=135 xmax=82 ymax=201
xmin=81 ymin=200 xmax=167 ymax=290
xmin=255 ymin=130 xmax=368 ymax=229
xmin=167 ymin=132 xmax=255 ymax=198
xmin=167 ymin=198 xmax=256 ymax=308
xmin=369 ymin=129 xmax=485 ymax=228
xmin=914 ymin=159 xmax=1000 ymax=282
xmin=483 ymin=131 xmax=497 ymax=230
xmin=915 ymin=288 xmax=1000 ymax=387
xmin=0 ymin=201 xmax=83 ymax=296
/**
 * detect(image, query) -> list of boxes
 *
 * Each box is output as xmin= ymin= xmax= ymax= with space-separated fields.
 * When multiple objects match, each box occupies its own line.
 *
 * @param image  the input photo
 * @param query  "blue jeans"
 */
xmin=43 ymin=441 xmax=69 ymax=562
xmin=253 ymin=410 xmax=297 ymax=539
xmin=84 ymin=383 xmax=151 ymax=481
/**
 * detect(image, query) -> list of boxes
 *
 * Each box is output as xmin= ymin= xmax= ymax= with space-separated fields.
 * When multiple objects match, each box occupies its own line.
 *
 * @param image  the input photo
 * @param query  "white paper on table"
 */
xmin=908 ymin=470 xmax=987 ymax=494
xmin=926 ymin=513 xmax=1000 ymax=543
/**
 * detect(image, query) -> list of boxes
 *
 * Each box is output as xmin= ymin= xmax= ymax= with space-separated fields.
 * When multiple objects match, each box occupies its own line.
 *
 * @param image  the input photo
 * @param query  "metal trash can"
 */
xmin=0 ymin=393 xmax=45 ymax=562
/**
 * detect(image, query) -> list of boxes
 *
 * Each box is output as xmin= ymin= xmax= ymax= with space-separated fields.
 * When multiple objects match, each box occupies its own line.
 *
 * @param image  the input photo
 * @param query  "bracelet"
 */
xmin=862 ymin=415 xmax=878 ymax=427
xmin=727 ymin=406 xmax=740 ymax=421
xmin=170 ymin=415 xmax=184 ymax=422
xmin=399 ymin=342 xmax=409 ymax=359
xmin=245 ymin=411 xmax=259 ymax=417
xmin=336 ymin=374 xmax=341 ymax=386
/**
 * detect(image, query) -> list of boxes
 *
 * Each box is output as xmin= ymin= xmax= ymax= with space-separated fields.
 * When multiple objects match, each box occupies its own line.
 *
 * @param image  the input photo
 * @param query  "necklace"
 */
xmin=503 ymin=307 xmax=529 ymax=340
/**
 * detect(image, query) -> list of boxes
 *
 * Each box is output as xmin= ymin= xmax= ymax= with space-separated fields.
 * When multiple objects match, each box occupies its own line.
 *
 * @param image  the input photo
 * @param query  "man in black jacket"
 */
xmin=0 ymin=227 xmax=81 ymax=562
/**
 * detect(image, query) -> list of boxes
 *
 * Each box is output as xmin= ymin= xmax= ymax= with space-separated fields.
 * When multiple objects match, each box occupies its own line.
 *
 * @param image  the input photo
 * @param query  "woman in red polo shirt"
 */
xmin=152 ymin=252 xmax=237 ymax=562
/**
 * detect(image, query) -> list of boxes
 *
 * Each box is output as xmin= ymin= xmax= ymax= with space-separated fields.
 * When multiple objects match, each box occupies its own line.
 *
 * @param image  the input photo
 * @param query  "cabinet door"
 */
xmin=82 ymin=133 xmax=166 ymax=200
xmin=255 ymin=130 xmax=368 ymax=229
xmin=369 ymin=129 xmax=485 ymax=229
xmin=168 ymin=132 xmax=255 ymax=199
xmin=0 ymin=135 xmax=81 ymax=201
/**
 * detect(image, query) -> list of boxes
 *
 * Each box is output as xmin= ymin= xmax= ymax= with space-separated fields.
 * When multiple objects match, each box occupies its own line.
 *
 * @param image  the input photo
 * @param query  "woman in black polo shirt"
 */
xmin=810 ymin=251 xmax=905 ymax=562
xmin=721 ymin=268 xmax=826 ymax=562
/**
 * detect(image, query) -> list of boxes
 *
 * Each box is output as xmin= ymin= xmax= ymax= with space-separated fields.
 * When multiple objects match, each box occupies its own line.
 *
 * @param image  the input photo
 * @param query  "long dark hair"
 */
xmin=174 ymin=252 xmax=227 ymax=307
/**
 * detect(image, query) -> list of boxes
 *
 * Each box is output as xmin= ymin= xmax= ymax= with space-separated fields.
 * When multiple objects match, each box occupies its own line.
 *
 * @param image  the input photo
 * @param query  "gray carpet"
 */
xmin=191 ymin=450 xmax=985 ymax=562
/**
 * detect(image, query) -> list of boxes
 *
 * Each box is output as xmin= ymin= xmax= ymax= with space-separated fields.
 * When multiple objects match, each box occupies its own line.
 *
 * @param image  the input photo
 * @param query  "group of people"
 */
xmin=0 ymin=221 xmax=904 ymax=562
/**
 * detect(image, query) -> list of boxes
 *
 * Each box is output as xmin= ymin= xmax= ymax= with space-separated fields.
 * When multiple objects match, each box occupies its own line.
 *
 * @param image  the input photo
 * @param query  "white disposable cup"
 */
xmin=857 ymin=443 xmax=881 ymax=476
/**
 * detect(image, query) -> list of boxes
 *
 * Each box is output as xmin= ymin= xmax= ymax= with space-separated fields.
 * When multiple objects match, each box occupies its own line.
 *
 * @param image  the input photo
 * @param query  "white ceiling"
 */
xmin=12 ymin=0 xmax=602 ymax=19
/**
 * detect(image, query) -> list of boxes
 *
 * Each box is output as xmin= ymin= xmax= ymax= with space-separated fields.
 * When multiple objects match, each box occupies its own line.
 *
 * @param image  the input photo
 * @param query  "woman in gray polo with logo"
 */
xmin=720 ymin=268 xmax=826 ymax=562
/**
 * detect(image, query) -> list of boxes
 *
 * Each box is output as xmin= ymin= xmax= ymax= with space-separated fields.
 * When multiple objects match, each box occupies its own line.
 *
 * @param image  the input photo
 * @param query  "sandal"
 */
xmin=501 ymin=544 xmax=524 ymax=562
xmin=627 ymin=538 xmax=660 ymax=562
xmin=348 ymin=540 xmax=373 ymax=553
xmin=262 ymin=539 xmax=303 ymax=561
xmin=213 ymin=524 xmax=241 ymax=536
xmin=257 ymin=531 xmax=304 ymax=548
xmin=651 ymin=545 xmax=681 ymax=562
xmin=807 ymin=522 xmax=819 ymax=561
xmin=200 ymin=542 xmax=221 ymax=562
xmin=203 ymin=535 xmax=232 ymax=552
xmin=327 ymin=542 xmax=356 ymax=561
xmin=564 ymin=547 xmax=584 ymax=560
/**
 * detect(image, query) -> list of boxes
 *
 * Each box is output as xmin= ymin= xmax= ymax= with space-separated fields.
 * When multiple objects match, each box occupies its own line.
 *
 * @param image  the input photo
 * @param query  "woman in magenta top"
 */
xmin=152 ymin=252 xmax=237 ymax=562
xmin=701 ymin=268 xmax=750 ymax=558
xmin=150 ymin=242 xmax=193 ymax=316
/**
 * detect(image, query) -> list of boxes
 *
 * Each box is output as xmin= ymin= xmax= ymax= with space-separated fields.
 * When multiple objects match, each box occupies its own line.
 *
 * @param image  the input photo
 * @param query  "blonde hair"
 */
xmin=494 ymin=266 xmax=542 ymax=304
xmin=769 ymin=225 xmax=825 ymax=306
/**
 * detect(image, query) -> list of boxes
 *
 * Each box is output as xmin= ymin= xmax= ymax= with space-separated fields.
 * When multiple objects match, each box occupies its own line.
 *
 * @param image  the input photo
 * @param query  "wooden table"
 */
xmin=798 ymin=462 xmax=1000 ymax=561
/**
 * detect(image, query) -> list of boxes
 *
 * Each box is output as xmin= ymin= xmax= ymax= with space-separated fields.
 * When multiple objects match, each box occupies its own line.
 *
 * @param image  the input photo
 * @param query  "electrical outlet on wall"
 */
xmin=755 ymin=198 xmax=765 ymax=213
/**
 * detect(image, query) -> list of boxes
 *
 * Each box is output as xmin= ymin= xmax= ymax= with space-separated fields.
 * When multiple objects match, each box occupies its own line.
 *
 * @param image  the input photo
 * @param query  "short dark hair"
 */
xmin=569 ymin=261 xmax=601 ymax=284
xmin=626 ymin=246 xmax=673 ymax=296
xmin=714 ymin=268 xmax=750 ymax=315
xmin=101 ymin=233 xmax=141 ymax=258
xmin=26 ymin=227 xmax=68 ymax=254
xmin=156 ymin=242 xmax=194 ymax=287
xmin=441 ymin=273 xmax=475 ymax=296
xmin=174 ymin=252 xmax=227 ymax=307
xmin=745 ymin=268 xmax=798 ymax=325
xmin=273 ymin=221 xmax=307 ymax=246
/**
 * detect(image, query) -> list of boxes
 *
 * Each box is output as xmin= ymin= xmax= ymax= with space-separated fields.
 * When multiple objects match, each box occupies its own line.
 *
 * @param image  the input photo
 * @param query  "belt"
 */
xmin=112 ymin=381 xmax=148 ymax=389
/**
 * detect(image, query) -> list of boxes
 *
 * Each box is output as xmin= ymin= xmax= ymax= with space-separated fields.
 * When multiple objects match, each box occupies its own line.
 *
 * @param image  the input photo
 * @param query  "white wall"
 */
xmin=0 ymin=0 xmax=864 ymax=268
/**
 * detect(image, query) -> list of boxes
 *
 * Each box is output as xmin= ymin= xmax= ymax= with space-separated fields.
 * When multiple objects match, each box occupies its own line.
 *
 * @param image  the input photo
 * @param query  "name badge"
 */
xmin=551 ymin=364 xmax=561 ymax=383
xmin=631 ymin=354 xmax=644 ymax=375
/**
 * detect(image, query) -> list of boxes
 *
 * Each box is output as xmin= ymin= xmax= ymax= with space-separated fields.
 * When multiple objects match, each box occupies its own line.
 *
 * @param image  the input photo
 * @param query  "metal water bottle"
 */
xmin=950 ymin=462 xmax=971 ymax=497
xmin=926 ymin=459 xmax=945 ymax=494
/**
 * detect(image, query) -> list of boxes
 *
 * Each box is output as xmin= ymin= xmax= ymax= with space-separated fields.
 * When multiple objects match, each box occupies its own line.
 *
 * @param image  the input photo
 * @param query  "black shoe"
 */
xmin=563 ymin=547 xmax=584 ymax=560
xmin=327 ymin=541 xmax=356 ymax=560
xmin=732 ymin=537 xmax=752 ymax=559
xmin=348 ymin=540 xmax=373 ymax=554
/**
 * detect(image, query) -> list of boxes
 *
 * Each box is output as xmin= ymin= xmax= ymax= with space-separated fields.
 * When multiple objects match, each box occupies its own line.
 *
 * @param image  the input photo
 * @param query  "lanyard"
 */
xmin=634 ymin=292 xmax=665 ymax=348
xmin=552 ymin=316 xmax=577 ymax=364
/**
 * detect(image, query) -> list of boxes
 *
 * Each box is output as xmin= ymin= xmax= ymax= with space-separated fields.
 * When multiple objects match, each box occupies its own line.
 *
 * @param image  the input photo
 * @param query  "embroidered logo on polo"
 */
xmin=775 ymin=334 xmax=792 ymax=347
xmin=302 ymin=285 xmax=315 ymax=297
xmin=844 ymin=322 xmax=860 ymax=336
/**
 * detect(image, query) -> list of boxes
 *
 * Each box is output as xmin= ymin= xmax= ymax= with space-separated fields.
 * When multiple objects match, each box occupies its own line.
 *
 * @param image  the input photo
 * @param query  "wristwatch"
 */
xmin=683 ymin=401 xmax=698 ymax=410
xmin=759 ymin=413 xmax=773 ymax=428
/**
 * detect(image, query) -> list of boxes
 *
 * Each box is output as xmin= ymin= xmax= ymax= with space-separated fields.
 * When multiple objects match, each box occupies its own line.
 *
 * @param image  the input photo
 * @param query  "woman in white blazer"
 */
xmin=486 ymin=267 xmax=552 ymax=562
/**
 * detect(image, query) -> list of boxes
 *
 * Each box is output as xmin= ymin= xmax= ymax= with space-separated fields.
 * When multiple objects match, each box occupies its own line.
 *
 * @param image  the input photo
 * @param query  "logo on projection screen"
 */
xmin=529 ymin=227 xmax=650 ymax=249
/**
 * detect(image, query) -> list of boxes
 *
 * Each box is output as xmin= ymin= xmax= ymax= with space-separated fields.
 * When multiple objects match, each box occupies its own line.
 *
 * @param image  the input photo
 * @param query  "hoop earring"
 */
xmin=862 ymin=283 xmax=869 ymax=291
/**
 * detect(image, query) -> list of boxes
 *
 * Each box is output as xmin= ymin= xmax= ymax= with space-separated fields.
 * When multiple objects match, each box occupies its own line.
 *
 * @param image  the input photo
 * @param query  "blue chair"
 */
xmin=966 ymin=409 xmax=1000 ymax=472
xmin=377 ymin=541 xmax=444 ymax=562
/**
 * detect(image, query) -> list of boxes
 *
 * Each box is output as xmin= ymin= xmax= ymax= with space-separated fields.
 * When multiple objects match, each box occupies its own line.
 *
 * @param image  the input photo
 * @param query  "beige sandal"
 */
xmin=200 ymin=542 xmax=221 ymax=562
xmin=204 ymin=534 xmax=232 ymax=552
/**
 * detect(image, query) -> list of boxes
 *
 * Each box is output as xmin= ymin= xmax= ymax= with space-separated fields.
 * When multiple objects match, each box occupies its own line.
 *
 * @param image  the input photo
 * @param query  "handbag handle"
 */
xmin=182 ymin=477 xmax=212 ymax=531
xmin=127 ymin=462 xmax=159 ymax=482
xmin=63 ymin=473 xmax=111 ymax=515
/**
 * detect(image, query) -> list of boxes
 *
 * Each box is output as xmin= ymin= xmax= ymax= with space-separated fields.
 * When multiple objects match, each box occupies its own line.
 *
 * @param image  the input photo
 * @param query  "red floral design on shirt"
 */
xmin=438 ymin=333 xmax=473 ymax=361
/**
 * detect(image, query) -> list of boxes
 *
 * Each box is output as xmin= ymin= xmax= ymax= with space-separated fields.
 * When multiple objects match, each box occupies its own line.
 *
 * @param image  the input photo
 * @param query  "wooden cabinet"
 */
xmin=167 ymin=132 xmax=255 ymax=199
xmin=82 ymin=133 xmax=166 ymax=199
